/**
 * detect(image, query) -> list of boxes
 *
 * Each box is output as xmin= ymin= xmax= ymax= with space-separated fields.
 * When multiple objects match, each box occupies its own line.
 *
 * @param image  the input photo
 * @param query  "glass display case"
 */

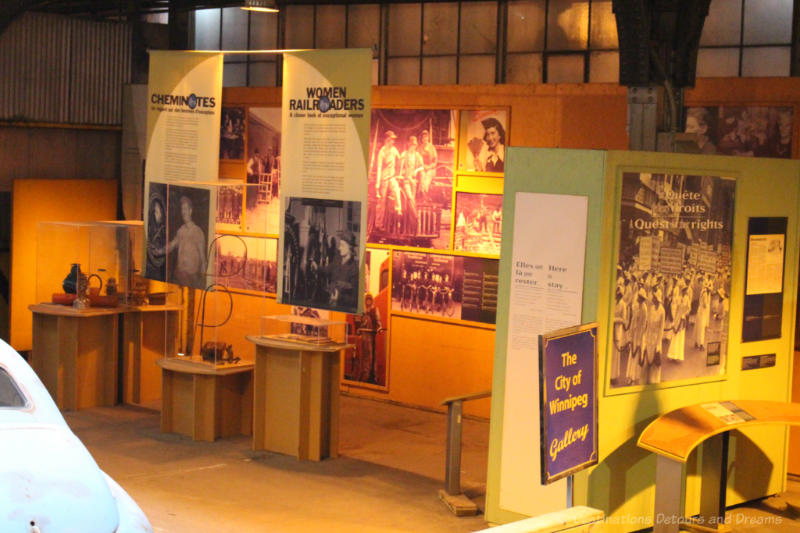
xmin=36 ymin=221 xmax=143 ymax=309
xmin=258 ymin=314 xmax=349 ymax=347
xmin=147 ymin=179 xmax=275 ymax=368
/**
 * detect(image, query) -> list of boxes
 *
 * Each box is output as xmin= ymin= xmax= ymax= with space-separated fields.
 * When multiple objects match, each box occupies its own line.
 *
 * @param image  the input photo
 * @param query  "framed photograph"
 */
xmin=344 ymin=248 xmax=391 ymax=390
xmin=685 ymin=105 xmax=793 ymax=158
xmin=213 ymin=234 xmax=277 ymax=294
xmin=144 ymin=181 xmax=167 ymax=282
xmin=609 ymin=172 xmax=735 ymax=390
xmin=216 ymin=182 xmax=243 ymax=232
xmin=454 ymin=192 xmax=503 ymax=255
xmin=282 ymin=197 xmax=362 ymax=314
xmin=391 ymin=250 xmax=461 ymax=319
xmin=220 ymin=106 xmax=246 ymax=160
xmin=246 ymin=107 xmax=282 ymax=233
xmin=367 ymin=108 xmax=455 ymax=250
xmin=458 ymin=109 xmax=508 ymax=173
xmin=164 ymin=183 xmax=214 ymax=290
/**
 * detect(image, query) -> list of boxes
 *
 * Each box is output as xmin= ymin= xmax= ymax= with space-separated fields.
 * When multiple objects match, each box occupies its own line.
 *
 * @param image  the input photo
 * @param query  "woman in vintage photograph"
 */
xmin=326 ymin=230 xmax=359 ymax=310
xmin=145 ymin=190 xmax=167 ymax=281
xmin=685 ymin=107 xmax=716 ymax=154
xmin=475 ymin=117 xmax=506 ymax=172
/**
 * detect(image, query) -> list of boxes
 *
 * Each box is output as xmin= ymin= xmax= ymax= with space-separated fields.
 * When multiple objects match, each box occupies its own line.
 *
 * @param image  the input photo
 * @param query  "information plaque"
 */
xmin=539 ymin=323 xmax=598 ymax=484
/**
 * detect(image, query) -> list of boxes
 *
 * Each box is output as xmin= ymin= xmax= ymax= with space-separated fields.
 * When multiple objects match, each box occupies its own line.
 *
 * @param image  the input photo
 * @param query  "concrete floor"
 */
xmin=64 ymin=395 xmax=800 ymax=533
xmin=65 ymin=395 xmax=490 ymax=533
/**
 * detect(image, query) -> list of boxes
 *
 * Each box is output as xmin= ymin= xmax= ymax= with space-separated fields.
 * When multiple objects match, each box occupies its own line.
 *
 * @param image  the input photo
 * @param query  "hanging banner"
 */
xmin=144 ymin=50 xmax=223 ymax=184
xmin=143 ymin=51 xmax=222 ymax=286
xmin=278 ymin=49 xmax=371 ymax=314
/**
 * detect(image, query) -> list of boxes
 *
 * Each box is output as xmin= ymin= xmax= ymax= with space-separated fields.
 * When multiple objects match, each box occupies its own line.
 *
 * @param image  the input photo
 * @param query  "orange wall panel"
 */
xmin=376 ymin=316 xmax=493 ymax=418
xmin=10 ymin=179 xmax=118 ymax=351
xmin=218 ymin=82 xmax=629 ymax=416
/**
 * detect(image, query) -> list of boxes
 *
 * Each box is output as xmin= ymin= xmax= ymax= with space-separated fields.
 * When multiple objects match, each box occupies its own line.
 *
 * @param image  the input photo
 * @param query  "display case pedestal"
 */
xmin=29 ymin=303 xmax=122 ymax=410
xmin=121 ymin=304 xmax=181 ymax=408
xmin=156 ymin=358 xmax=254 ymax=442
xmin=247 ymin=335 xmax=350 ymax=461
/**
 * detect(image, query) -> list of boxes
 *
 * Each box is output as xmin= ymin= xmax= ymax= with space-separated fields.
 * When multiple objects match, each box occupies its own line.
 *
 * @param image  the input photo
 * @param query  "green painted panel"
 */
xmin=487 ymin=148 xmax=800 ymax=531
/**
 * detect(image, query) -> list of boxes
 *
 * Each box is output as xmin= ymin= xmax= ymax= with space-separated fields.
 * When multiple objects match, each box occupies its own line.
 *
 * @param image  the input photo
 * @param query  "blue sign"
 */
xmin=539 ymin=323 xmax=598 ymax=484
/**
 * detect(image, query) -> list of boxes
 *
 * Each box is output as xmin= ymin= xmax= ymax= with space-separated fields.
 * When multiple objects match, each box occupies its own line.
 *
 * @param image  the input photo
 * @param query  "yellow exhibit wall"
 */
xmin=791 ymin=349 xmax=800 ymax=475
xmin=10 ymin=179 xmax=118 ymax=351
xmin=485 ymin=148 xmax=800 ymax=528
xmin=584 ymin=152 xmax=799 ymax=529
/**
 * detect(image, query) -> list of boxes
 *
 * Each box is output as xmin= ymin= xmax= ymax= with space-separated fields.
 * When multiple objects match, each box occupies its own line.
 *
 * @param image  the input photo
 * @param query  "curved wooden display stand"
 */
xmin=156 ymin=357 xmax=254 ymax=442
xmin=638 ymin=400 xmax=800 ymax=533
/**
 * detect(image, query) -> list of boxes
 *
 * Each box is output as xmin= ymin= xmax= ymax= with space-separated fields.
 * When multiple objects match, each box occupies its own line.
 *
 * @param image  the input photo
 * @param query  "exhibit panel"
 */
xmin=485 ymin=148 xmax=800 ymax=532
xmin=485 ymin=148 xmax=608 ymax=524
xmin=217 ymin=82 xmax=630 ymax=418
xmin=594 ymin=151 xmax=800 ymax=525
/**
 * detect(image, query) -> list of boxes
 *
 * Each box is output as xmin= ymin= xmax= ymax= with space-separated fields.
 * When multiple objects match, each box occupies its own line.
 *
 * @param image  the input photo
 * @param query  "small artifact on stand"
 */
xmin=130 ymin=275 xmax=148 ymax=306
xmin=200 ymin=341 xmax=239 ymax=364
xmin=62 ymin=263 xmax=82 ymax=294
xmin=72 ymin=271 xmax=90 ymax=310
xmin=87 ymin=273 xmax=119 ymax=307
xmin=105 ymin=277 xmax=117 ymax=296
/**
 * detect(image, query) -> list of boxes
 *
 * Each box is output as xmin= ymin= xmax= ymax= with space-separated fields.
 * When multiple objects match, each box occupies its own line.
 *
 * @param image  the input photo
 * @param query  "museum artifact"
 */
xmin=200 ymin=341 xmax=239 ymax=364
xmin=105 ymin=277 xmax=117 ymax=296
xmin=62 ymin=263 xmax=83 ymax=294
xmin=72 ymin=270 xmax=90 ymax=310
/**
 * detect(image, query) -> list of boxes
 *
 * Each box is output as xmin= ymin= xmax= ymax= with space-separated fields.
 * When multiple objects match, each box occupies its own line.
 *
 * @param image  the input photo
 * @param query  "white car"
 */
xmin=0 ymin=339 xmax=153 ymax=533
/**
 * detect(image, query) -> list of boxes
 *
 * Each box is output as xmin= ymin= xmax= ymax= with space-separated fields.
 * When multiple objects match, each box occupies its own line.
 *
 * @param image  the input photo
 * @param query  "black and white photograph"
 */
xmin=454 ymin=192 xmax=503 ymax=255
xmin=145 ymin=181 xmax=167 ymax=282
xmin=282 ymin=197 xmax=362 ymax=314
xmin=213 ymin=234 xmax=277 ymax=294
xmin=216 ymin=183 xmax=243 ymax=232
xmin=685 ymin=105 xmax=793 ymax=158
xmin=344 ymin=248 xmax=390 ymax=389
xmin=458 ymin=109 xmax=508 ymax=173
xmin=367 ymin=109 xmax=455 ymax=250
xmin=610 ymin=172 xmax=735 ymax=389
xmin=247 ymin=107 xmax=282 ymax=234
xmin=391 ymin=250 xmax=462 ymax=319
xmin=164 ymin=184 xmax=212 ymax=290
xmin=219 ymin=106 xmax=246 ymax=160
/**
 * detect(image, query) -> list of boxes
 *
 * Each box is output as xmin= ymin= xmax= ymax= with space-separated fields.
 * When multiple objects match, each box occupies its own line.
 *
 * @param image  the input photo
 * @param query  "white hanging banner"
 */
xmin=144 ymin=50 xmax=223 ymax=184
xmin=277 ymin=49 xmax=372 ymax=314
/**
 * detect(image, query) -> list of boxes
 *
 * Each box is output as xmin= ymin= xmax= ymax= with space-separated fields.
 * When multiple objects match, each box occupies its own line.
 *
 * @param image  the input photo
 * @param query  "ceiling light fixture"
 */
xmin=241 ymin=0 xmax=279 ymax=13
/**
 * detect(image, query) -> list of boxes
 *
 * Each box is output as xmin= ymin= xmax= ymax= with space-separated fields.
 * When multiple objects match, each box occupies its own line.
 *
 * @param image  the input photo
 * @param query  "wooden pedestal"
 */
xmin=248 ymin=335 xmax=349 ymax=461
xmin=121 ymin=305 xmax=181 ymax=407
xmin=29 ymin=303 xmax=122 ymax=410
xmin=157 ymin=358 xmax=254 ymax=442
